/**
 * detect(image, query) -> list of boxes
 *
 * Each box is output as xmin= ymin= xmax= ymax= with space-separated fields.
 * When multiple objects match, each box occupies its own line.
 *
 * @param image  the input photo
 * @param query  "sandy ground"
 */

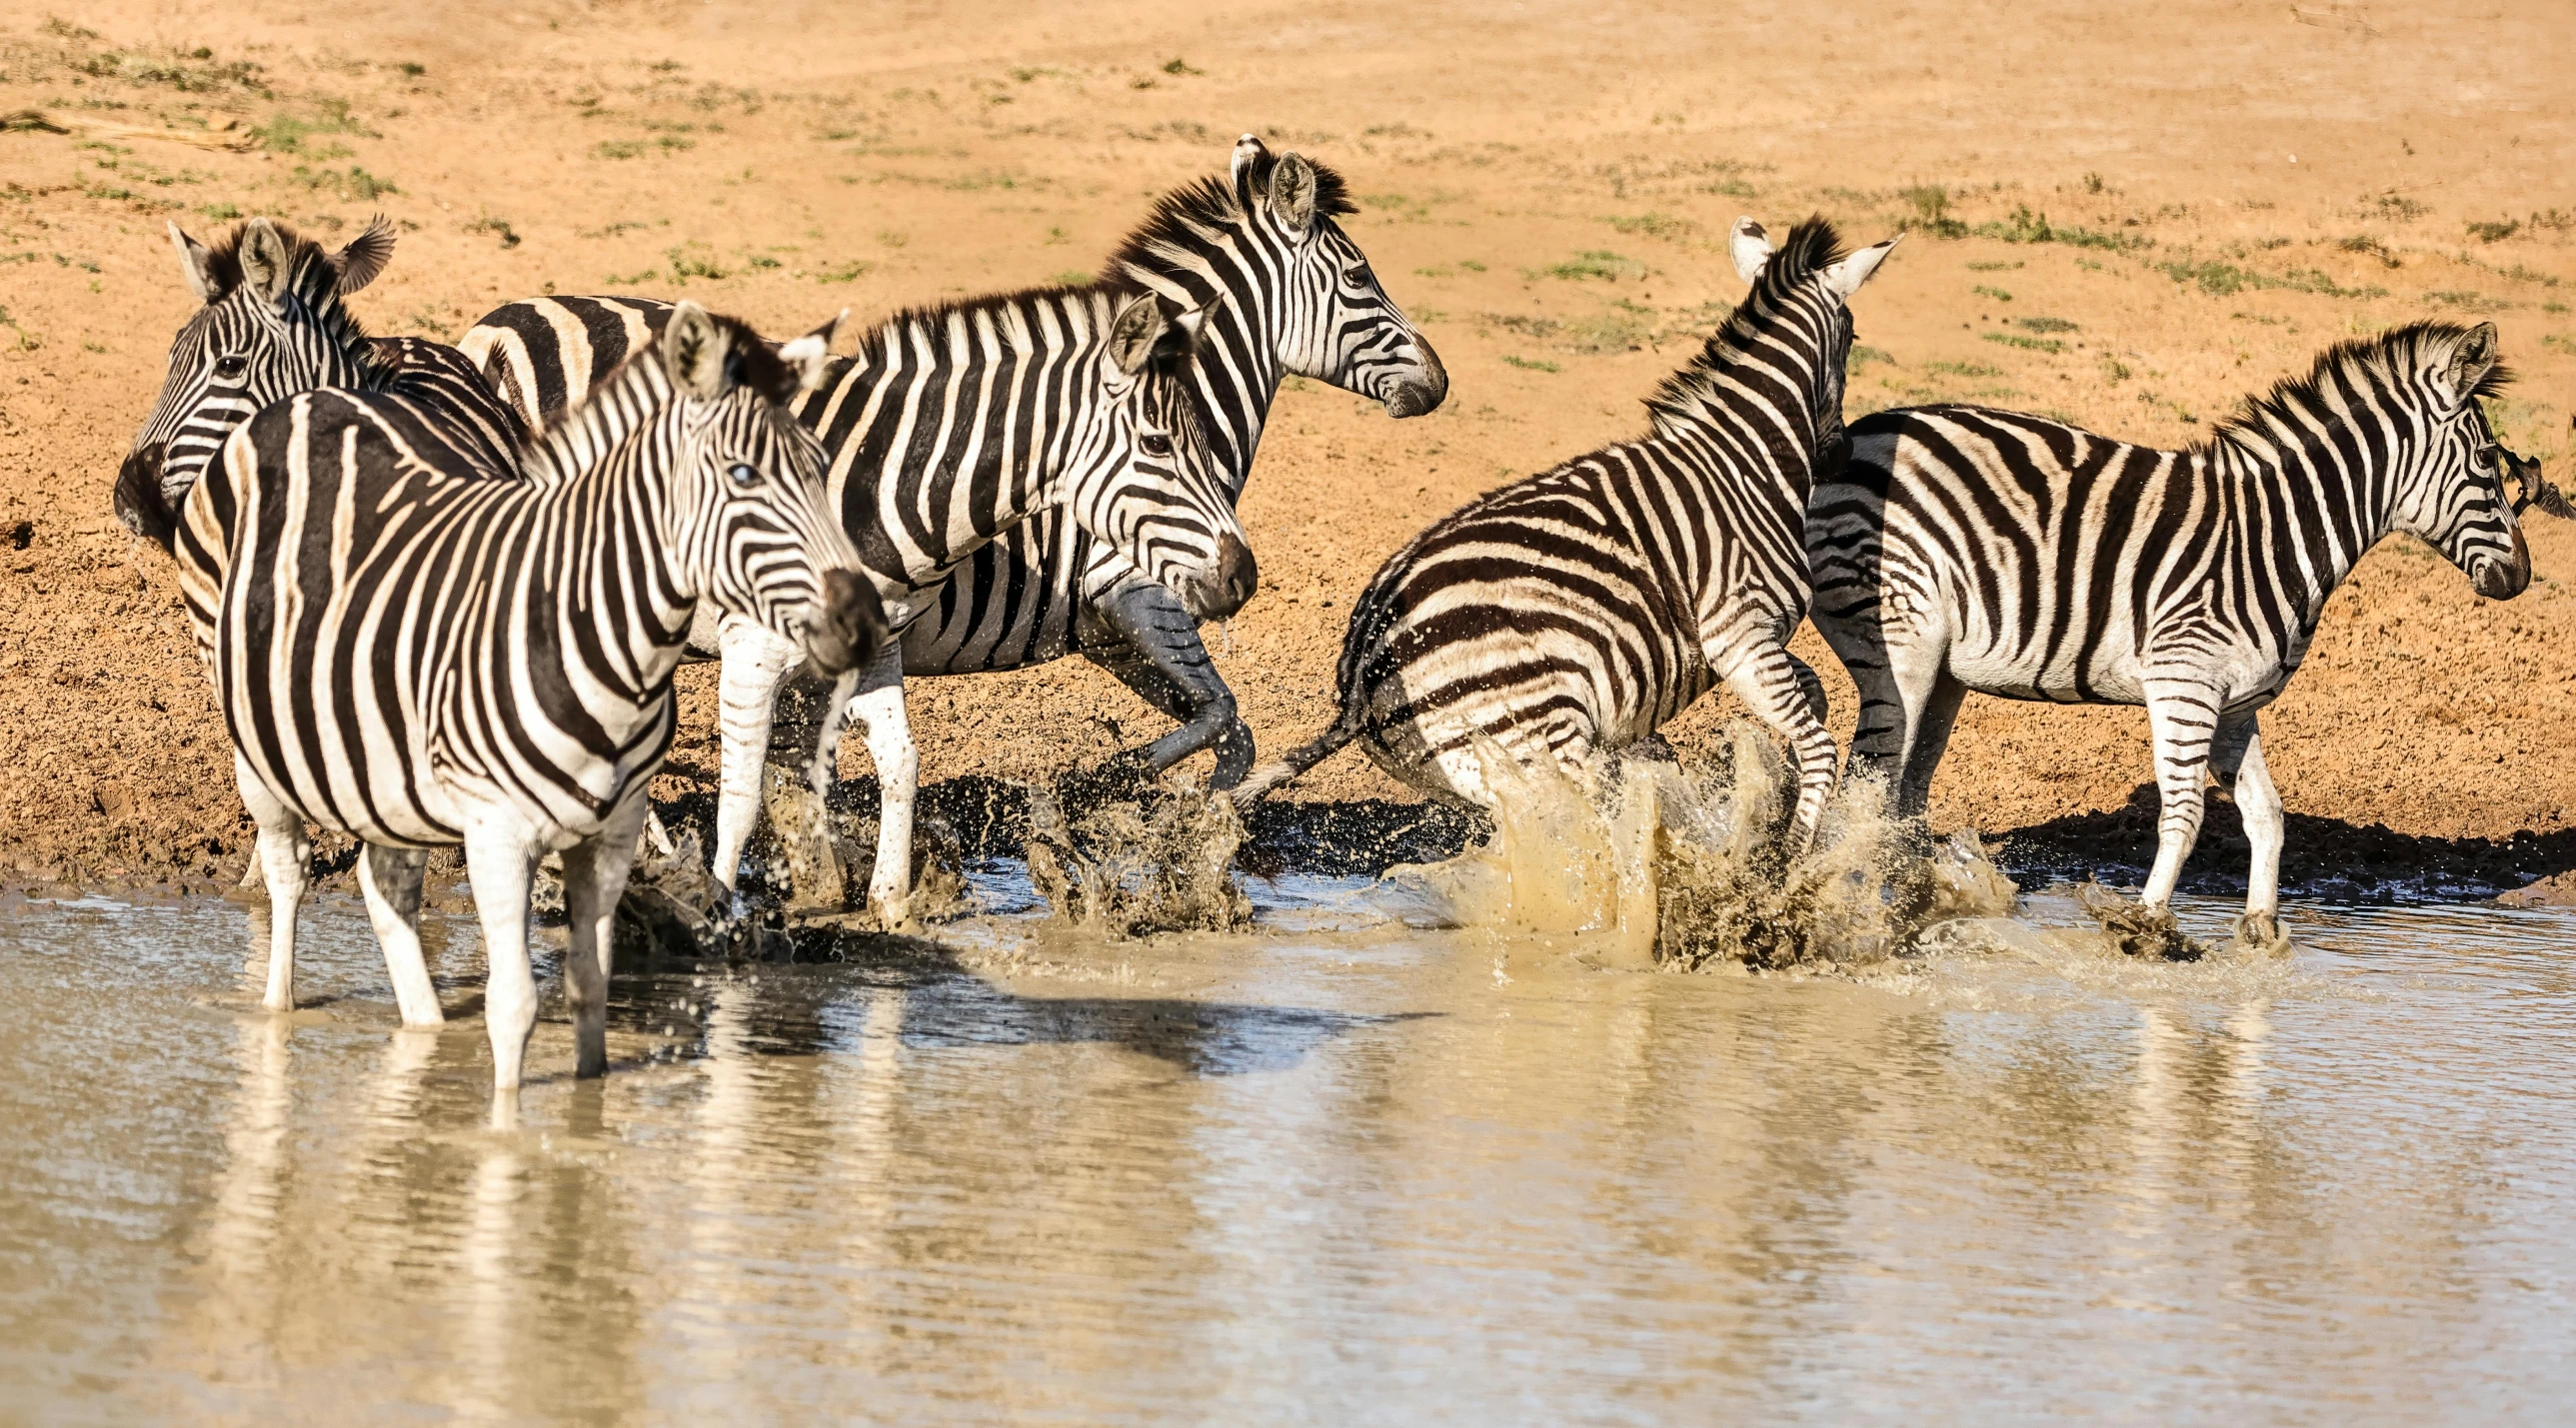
xmin=1 ymin=0 xmax=2572 ymax=890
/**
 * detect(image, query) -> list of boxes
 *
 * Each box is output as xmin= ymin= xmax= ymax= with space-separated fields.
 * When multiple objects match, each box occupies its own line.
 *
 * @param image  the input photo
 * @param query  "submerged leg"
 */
xmin=463 ymin=815 xmax=542 ymax=1101
xmin=2211 ymin=714 xmax=2289 ymax=953
xmin=1085 ymin=577 xmax=1254 ymax=788
xmin=236 ymin=753 xmax=309 ymax=1014
xmin=358 ymin=843 xmax=442 ymax=1026
xmin=560 ymin=792 xmax=649 ymax=1079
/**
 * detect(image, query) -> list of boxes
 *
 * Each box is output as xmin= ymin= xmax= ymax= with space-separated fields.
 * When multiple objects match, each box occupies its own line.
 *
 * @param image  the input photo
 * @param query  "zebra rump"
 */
xmin=1240 ymin=216 xmax=1900 ymax=847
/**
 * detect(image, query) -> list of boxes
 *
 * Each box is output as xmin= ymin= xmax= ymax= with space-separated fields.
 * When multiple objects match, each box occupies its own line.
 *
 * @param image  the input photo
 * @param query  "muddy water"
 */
xmin=4 ymin=878 xmax=2574 ymax=1424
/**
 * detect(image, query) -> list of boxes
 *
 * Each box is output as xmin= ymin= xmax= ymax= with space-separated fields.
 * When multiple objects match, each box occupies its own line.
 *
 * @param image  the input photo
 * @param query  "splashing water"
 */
xmin=1026 ymin=775 xmax=1255 ymax=938
xmin=1395 ymin=722 xmax=2020 ymax=970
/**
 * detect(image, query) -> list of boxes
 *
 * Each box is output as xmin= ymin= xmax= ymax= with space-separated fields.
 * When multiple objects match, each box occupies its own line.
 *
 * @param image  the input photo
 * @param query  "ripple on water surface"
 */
xmin=0 ymin=881 xmax=2571 ymax=1423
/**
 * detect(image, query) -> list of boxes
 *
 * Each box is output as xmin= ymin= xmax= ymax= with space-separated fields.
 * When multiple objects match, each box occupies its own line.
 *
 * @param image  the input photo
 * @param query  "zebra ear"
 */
xmin=663 ymin=301 xmax=731 ymax=401
xmin=167 ymin=222 xmax=221 ymax=303
xmin=1230 ymin=133 xmax=1269 ymax=192
xmin=1820 ymin=233 xmax=1903 ymax=300
xmin=1153 ymin=304 xmax=1208 ymax=367
xmin=1729 ymin=218 xmax=1773 ymax=284
xmin=2440 ymin=322 xmax=2501 ymax=407
xmin=1107 ymin=293 xmax=1172 ymax=377
xmin=1270 ymin=153 xmax=1319 ymax=239
xmin=237 ymin=218 xmax=297 ymax=313
xmin=779 ymin=310 xmax=844 ymax=395
xmin=331 ymin=215 xmax=397 ymax=296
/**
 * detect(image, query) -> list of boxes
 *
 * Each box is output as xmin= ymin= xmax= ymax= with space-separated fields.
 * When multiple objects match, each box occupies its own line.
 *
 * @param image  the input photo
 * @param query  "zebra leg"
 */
xmin=2078 ymin=681 xmax=2220 ymax=960
xmin=236 ymin=753 xmax=309 ymax=1014
xmin=1086 ymin=580 xmax=1254 ymax=787
xmin=2211 ymin=715 xmax=2290 ymax=953
xmin=841 ymin=647 xmax=918 ymax=925
xmin=2140 ymin=682 xmax=2222 ymax=909
xmin=710 ymin=618 xmax=808 ymax=895
xmin=358 ymin=843 xmax=442 ymax=1027
xmin=462 ymin=817 xmax=543 ymax=1097
xmin=1895 ymin=672 xmax=1968 ymax=818
xmin=1720 ymin=643 xmax=1840 ymax=851
xmin=560 ymin=792 xmax=650 ymax=1079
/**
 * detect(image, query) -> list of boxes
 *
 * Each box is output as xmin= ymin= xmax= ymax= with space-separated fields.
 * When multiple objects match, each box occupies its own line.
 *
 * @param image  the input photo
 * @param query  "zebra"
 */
xmin=461 ymin=279 xmax=1253 ymax=923
xmin=1804 ymin=320 xmax=2547 ymax=954
xmin=204 ymin=302 xmax=886 ymax=1097
xmin=1237 ymin=218 xmax=1901 ymax=848
xmin=899 ymin=135 xmax=1445 ymax=786
xmin=114 ymin=215 xmax=522 ymax=555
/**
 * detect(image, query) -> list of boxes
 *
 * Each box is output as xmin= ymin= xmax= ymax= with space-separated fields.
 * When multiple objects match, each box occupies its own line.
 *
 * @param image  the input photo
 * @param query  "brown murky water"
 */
xmin=4 ymin=873 xmax=2573 ymax=1423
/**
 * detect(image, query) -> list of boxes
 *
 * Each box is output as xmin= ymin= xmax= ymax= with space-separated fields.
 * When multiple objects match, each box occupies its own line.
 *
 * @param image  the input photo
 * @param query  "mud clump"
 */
xmin=2072 ymin=879 xmax=2208 ymax=961
xmin=1026 ymin=775 xmax=1254 ymax=938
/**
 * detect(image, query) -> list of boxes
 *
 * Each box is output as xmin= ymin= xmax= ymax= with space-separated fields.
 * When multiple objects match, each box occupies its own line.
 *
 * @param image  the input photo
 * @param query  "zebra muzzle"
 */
xmin=113 ymin=445 xmax=176 ymax=552
xmin=1381 ymin=339 xmax=1449 ymax=419
xmin=806 ymin=568 xmax=891 ymax=678
xmin=1184 ymin=532 xmax=1260 ymax=621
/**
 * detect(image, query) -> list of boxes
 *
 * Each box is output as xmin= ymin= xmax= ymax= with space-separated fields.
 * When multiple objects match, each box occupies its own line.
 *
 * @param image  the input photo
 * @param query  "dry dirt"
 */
xmin=1 ymin=0 xmax=2572 ymax=893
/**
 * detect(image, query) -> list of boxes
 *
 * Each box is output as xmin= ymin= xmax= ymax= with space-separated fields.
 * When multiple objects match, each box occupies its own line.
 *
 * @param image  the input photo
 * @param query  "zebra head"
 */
xmin=1723 ymin=217 xmax=1902 ymax=461
xmin=1069 ymin=292 xmax=1260 ymax=621
xmin=1228 ymin=136 xmax=1447 ymax=419
xmin=117 ymin=216 xmax=394 ymax=551
xmin=658 ymin=304 xmax=889 ymax=677
xmin=2386 ymin=321 xmax=2531 ymax=601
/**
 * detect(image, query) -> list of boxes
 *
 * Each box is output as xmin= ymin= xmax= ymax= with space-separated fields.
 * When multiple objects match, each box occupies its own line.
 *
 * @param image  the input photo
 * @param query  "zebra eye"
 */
xmin=1140 ymin=433 xmax=1174 ymax=459
xmin=728 ymin=463 xmax=761 ymax=487
xmin=212 ymin=354 xmax=249 ymax=381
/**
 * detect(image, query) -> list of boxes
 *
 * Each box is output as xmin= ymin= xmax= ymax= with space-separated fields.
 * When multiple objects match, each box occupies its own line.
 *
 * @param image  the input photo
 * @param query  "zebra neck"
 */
xmin=2209 ymin=435 xmax=2388 ymax=609
xmin=1111 ymin=232 xmax=1284 ymax=492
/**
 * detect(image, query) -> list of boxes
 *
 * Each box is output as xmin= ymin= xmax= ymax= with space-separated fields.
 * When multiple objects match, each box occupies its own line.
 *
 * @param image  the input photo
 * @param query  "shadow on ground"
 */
xmin=1997 ymin=782 xmax=2570 ymax=903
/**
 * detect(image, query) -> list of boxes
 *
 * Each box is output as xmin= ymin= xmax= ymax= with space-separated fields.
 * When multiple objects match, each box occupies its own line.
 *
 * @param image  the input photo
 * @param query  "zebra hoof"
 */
xmin=2073 ymin=880 xmax=2205 ymax=961
xmin=2230 ymin=910 xmax=2292 ymax=957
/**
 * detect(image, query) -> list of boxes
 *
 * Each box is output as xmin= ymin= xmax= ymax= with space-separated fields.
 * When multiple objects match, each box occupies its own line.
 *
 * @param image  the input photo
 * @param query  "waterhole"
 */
xmin=2 ymin=873 xmax=2571 ymax=1421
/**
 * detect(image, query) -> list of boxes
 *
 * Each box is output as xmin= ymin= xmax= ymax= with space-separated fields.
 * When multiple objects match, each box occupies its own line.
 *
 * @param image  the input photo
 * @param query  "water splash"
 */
xmin=1026 ymin=775 xmax=1254 ymax=938
xmin=1395 ymin=721 xmax=2021 ymax=970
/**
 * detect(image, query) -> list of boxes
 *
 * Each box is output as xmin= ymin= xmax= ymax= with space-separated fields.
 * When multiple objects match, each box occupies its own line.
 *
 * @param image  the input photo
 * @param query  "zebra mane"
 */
xmin=1097 ymin=154 xmax=1358 ymax=286
xmin=842 ymin=285 xmax=1161 ymax=371
xmin=524 ymin=311 xmax=792 ymax=481
xmin=1644 ymin=216 xmax=1848 ymax=438
xmin=2207 ymin=321 xmax=2515 ymax=455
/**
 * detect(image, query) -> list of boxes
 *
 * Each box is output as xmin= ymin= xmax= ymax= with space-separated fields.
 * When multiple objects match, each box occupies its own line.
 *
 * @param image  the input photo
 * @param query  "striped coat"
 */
xmin=1805 ymin=321 xmax=2542 ymax=950
xmin=1242 ymin=218 xmax=1900 ymax=847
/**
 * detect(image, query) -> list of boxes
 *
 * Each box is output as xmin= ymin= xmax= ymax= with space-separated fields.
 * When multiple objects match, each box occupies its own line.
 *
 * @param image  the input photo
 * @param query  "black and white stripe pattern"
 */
xmin=1241 ymin=218 xmax=1900 ymax=846
xmin=462 ymin=283 xmax=1246 ymax=921
xmin=208 ymin=305 xmax=884 ymax=1097
xmin=114 ymin=216 xmax=522 ymax=555
xmin=1805 ymin=320 xmax=2534 ymax=947
xmin=900 ymin=136 xmax=1446 ymax=787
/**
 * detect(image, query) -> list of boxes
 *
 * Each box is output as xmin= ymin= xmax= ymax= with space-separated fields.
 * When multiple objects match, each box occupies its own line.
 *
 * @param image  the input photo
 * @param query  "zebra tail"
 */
xmin=1232 ymin=706 xmax=1362 ymax=807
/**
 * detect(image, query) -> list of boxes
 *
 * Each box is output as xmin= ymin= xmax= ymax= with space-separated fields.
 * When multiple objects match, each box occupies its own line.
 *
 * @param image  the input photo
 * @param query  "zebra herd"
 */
xmin=108 ymin=132 xmax=2560 ymax=1102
